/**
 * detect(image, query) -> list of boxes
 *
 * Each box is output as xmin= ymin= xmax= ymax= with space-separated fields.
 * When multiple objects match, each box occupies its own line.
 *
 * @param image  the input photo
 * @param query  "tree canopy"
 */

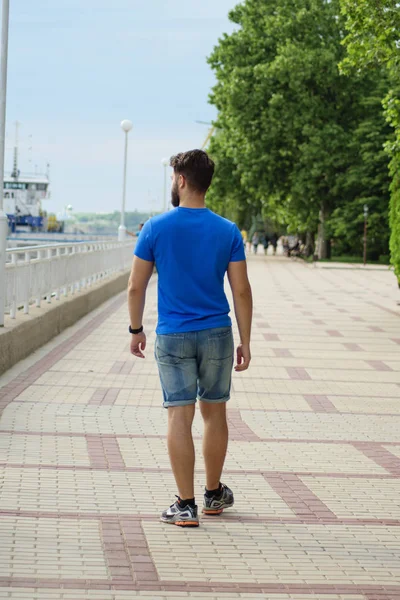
xmin=339 ymin=0 xmax=400 ymax=276
xmin=206 ymin=0 xmax=392 ymax=262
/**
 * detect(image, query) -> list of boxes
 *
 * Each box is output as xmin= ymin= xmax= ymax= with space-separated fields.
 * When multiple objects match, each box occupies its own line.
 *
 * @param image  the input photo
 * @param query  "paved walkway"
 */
xmin=1 ymin=256 xmax=400 ymax=600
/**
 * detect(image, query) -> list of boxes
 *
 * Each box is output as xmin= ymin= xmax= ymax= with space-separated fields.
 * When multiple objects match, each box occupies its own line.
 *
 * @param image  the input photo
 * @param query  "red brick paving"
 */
xmin=1 ymin=260 xmax=400 ymax=597
xmin=89 ymin=387 xmax=121 ymax=405
xmin=286 ymin=367 xmax=312 ymax=380
xmin=263 ymin=473 xmax=338 ymax=520
xmin=303 ymin=394 xmax=339 ymax=413
xmin=366 ymin=360 xmax=393 ymax=371
xmin=273 ymin=348 xmax=293 ymax=357
xmin=87 ymin=435 xmax=126 ymax=469
xmin=353 ymin=442 xmax=400 ymax=476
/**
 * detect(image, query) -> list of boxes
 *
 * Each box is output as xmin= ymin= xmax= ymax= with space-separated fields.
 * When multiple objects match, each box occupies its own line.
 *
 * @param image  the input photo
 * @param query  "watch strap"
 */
xmin=129 ymin=325 xmax=143 ymax=335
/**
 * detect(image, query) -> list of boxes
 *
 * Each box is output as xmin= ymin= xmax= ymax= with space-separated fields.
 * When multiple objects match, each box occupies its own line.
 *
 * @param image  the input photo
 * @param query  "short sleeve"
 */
xmin=230 ymin=225 xmax=246 ymax=262
xmin=134 ymin=220 xmax=154 ymax=262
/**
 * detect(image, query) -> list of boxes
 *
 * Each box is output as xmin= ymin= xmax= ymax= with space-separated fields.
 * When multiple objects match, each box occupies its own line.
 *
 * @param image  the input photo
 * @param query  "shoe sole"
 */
xmin=174 ymin=520 xmax=199 ymax=527
xmin=202 ymin=501 xmax=234 ymax=515
xmin=160 ymin=518 xmax=199 ymax=527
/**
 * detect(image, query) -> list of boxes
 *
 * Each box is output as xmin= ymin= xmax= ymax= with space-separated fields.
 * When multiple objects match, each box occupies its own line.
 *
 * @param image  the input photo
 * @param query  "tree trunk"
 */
xmin=318 ymin=200 xmax=329 ymax=259
xmin=305 ymin=231 xmax=314 ymax=257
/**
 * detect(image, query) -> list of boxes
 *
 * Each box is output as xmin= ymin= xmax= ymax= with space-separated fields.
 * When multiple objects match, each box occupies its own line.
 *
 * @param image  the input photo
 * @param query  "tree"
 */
xmin=207 ymin=0 xmax=391 ymax=260
xmin=328 ymin=78 xmax=392 ymax=260
xmin=339 ymin=1 xmax=400 ymax=276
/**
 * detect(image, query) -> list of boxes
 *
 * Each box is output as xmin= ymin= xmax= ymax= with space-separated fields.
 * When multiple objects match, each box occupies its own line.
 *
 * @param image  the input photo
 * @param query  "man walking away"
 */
xmin=127 ymin=149 xmax=253 ymax=527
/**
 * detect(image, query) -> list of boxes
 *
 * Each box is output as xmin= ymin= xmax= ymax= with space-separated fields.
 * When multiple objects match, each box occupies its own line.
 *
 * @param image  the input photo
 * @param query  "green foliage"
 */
xmin=385 ymin=86 xmax=400 ymax=280
xmin=339 ymin=0 xmax=400 ymax=278
xmin=206 ymin=0 xmax=391 ymax=260
xmin=328 ymin=82 xmax=392 ymax=259
xmin=340 ymin=1 xmax=400 ymax=73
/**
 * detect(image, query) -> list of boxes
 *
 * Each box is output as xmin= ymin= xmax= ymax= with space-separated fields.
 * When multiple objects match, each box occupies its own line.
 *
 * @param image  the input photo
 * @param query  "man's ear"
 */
xmin=179 ymin=174 xmax=186 ymax=189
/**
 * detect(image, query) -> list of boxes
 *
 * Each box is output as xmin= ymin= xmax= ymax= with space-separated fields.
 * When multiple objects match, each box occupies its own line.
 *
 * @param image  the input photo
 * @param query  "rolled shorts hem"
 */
xmin=163 ymin=398 xmax=197 ymax=409
xmin=198 ymin=395 xmax=230 ymax=404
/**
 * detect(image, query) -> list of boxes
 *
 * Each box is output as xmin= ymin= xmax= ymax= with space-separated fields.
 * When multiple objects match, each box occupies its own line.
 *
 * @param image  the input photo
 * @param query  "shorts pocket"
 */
xmin=207 ymin=328 xmax=234 ymax=363
xmin=156 ymin=334 xmax=185 ymax=365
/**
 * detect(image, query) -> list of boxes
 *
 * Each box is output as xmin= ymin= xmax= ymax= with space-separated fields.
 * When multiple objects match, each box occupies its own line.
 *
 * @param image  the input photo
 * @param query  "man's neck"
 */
xmin=179 ymin=193 xmax=206 ymax=209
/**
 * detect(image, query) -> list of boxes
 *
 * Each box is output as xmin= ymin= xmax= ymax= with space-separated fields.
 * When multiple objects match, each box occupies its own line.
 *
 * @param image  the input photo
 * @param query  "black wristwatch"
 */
xmin=129 ymin=325 xmax=144 ymax=335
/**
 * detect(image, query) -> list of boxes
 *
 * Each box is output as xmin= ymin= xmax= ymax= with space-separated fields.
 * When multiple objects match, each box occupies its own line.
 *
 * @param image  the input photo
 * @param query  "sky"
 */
xmin=3 ymin=0 xmax=237 ymax=215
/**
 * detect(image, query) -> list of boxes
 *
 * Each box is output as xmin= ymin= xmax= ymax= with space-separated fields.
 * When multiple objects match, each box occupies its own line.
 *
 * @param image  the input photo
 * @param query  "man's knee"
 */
xmin=200 ymin=401 xmax=227 ymax=422
xmin=168 ymin=404 xmax=195 ymax=426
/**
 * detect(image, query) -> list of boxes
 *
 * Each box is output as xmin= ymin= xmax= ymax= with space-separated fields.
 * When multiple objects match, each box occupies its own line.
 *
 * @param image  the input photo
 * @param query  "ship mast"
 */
xmin=10 ymin=120 xmax=19 ymax=180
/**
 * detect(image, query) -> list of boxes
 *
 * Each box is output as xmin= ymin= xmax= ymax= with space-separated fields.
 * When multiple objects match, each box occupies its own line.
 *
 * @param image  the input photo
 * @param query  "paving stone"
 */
xmin=1 ymin=257 xmax=400 ymax=599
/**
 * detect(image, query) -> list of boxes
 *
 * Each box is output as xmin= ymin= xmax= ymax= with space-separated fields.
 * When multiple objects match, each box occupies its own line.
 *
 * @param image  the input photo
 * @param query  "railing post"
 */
xmin=36 ymin=249 xmax=41 ymax=308
xmin=70 ymin=246 xmax=75 ymax=295
xmin=46 ymin=248 xmax=52 ymax=303
xmin=10 ymin=252 xmax=17 ymax=319
xmin=55 ymin=247 xmax=60 ymax=300
xmin=63 ymin=247 xmax=68 ymax=297
xmin=87 ymin=244 xmax=93 ymax=287
xmin=24 ymin=251 xmax=30 ymax=314
xmin=76 ymin=245 xmax=81 ymax=292
xmin=82 ymin=245 xmax=87 ymax=289
xmin=92 ymin=243 xmax=97 ymax=284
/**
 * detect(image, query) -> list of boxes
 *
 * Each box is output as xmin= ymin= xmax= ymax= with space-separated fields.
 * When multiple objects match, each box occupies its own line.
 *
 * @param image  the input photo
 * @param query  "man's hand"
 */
xmin=130 ymin=332 xmax=147 ymax=358
xmin=235 ymin=343 xmax=251 ymax=372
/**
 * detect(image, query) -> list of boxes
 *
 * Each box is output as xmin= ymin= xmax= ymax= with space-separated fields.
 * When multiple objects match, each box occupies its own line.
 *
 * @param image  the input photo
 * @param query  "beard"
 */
xmin=171 ymin=180 xmax=180 ymax=207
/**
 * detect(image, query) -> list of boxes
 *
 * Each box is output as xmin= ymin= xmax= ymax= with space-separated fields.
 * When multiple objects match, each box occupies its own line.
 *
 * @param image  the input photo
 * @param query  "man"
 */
xmin=127 ymin=149 xmax=253 ymax=527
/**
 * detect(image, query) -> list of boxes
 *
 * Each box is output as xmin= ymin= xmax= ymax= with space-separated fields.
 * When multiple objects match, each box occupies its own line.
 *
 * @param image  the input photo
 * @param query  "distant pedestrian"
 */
xmin=283 ymin=236 xmax=289 ymax=256
xmin=271 ymin=232 xmax=278 ymax=256
xmin=127 ymin=222 xmax=145 ymax=239
xmin=127 ymin=149 xmax=253 ymax=527
xmin=252 ymin=232 xmax=260 ymax=254
xmin=262 ymin=233 xmax=269 ymax=255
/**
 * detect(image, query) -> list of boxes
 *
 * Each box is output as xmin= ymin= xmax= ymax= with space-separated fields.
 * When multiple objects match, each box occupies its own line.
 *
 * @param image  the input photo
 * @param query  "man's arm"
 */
xmin=127 ymin=256 xmax=154 ymax=358
xmin=227 ymin=260 xmax=253 ymax=371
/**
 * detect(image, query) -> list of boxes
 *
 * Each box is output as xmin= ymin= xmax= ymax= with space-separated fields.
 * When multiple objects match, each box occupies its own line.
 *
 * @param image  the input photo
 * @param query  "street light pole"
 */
xmin=363 ymin=204 xmax=369 ymax=267
xmin=161 ymin=158 xmax=168 ymax=212
xmin=118 ymin=120 xmax=133 ymax=242
xmin=0 ymin=0 xmax=10 ymax=327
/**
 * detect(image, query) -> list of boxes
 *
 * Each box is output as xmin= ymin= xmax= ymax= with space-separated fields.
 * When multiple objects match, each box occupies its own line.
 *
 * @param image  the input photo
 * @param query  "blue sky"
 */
xmin=4 ymin=0 xmax=237 ymax=214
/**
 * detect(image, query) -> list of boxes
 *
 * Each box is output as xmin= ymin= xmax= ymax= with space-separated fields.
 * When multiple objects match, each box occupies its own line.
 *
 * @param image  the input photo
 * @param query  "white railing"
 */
xmin=7 ymin=232 xmax=115 ymax=246
xmin=5 ymin=240 xmax=134 ymax=318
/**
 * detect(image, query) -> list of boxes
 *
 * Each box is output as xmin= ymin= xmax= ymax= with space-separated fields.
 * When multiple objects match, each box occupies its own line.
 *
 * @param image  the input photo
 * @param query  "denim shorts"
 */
xmin=155 ymin=327 xmax=234 ymax=408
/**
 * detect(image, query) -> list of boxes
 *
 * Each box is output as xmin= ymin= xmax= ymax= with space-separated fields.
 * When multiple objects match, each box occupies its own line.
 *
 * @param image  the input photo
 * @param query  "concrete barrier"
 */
xmin=0 ymin=270 xmax=130 ymax=375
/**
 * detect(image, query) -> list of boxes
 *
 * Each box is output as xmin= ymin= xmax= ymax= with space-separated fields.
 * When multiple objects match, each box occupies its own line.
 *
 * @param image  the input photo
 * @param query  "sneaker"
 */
xmin=203 ymin=483 xmax=234 ymax=515
xmin=160 ymin=497 xmax=199 ymax=527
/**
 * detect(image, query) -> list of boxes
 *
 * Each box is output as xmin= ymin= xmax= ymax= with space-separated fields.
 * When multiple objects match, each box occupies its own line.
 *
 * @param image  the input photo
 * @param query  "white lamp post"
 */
xmin=161 ymin=158 xmax=169 ymax=212
xmin=0 ymin=0 xmax=10 ymax=327
xmin=118 ymin=119 xmax=133 ymax=241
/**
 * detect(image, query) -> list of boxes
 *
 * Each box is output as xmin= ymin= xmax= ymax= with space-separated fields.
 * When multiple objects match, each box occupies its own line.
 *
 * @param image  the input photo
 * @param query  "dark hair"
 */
xmin=170 ymin=149 xmax=215 ymax=193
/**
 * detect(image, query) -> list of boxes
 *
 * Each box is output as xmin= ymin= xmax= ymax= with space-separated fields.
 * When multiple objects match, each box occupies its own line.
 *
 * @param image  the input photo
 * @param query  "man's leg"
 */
xmin=167 ymin=404 xmax=196 ymax=500
xmin=200 ymin=401 xmax=228 ymax=491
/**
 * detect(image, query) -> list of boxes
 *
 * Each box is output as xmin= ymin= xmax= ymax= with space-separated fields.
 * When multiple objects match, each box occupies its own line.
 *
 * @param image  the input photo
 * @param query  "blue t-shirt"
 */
xmin=134 ymin=207 xmax=246 ymax=334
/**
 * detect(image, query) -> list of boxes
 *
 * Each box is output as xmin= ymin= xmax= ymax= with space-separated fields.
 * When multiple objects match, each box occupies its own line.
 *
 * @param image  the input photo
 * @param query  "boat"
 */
xmin=3 ymin=123 xmax=50 ymax=232
xmin=4 ymin=172 xmax=50 ymax=232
